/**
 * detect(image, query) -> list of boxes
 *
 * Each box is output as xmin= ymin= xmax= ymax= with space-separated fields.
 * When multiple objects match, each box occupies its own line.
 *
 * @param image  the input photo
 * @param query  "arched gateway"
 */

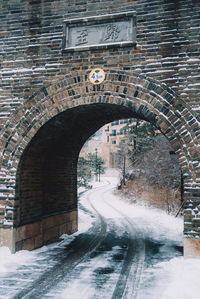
xmin=0 ymin=70 xmax=200 ymax=257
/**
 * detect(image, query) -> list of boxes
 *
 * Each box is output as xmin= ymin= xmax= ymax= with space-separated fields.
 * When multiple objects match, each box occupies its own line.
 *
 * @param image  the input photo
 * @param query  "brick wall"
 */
xmin=0 ymin=0 xmax=200 ymax=125
xmin=0 ymin=0 xmax=199 ymax=253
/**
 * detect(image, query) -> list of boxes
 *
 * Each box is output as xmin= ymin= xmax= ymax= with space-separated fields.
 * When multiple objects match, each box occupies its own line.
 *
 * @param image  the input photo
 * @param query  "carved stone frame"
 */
xmin=63 ymin=11 xmax=136 ymax=52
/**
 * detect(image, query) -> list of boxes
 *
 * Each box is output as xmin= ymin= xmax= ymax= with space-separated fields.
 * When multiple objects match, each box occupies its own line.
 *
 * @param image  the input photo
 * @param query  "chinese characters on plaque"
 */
xmin=103 ymin=24 xmax=120 ymax=41
xmin=75 ymin=29 xmax=88 ymax=46
xmin=75 ymin=24 xmax=121 ymax=46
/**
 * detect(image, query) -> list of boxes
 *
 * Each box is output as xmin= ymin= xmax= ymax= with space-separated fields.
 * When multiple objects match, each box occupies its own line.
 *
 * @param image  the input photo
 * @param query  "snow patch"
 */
xmin=160 ymin=258 xmax=200 ymax=299
xmin=0 ymin=247 xmax=36 ymax=274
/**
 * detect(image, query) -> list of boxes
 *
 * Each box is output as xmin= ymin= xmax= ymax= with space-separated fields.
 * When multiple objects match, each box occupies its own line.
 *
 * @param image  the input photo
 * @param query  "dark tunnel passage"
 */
xmin=15 ymin=103 xmax=147 ymax=228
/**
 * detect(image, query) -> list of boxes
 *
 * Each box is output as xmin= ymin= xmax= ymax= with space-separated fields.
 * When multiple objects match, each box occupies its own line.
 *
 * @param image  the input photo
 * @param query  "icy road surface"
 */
xmin=0 ymin=176 xmax=200 ymax=299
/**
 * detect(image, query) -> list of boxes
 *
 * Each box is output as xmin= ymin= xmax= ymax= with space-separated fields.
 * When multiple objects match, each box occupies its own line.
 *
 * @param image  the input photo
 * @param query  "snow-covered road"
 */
xmin=0 ymin=176 xmax=200 ymax=299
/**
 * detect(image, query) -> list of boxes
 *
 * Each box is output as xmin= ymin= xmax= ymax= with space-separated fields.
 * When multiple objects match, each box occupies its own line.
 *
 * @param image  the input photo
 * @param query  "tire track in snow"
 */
xmin=100 ymin=187 xmax=145 ymax=299
xmin=13 ymin=184 xmax=109 ymax=299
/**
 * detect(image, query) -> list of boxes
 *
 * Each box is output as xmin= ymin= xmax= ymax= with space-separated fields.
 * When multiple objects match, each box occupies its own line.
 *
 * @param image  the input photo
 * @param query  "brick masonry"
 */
xmin=0 ymin=0 xmax=199 ymax=255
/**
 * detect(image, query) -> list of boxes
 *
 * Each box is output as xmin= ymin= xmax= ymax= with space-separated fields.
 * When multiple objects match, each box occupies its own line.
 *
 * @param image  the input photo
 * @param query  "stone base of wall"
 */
xmin=184 ymin=238 xmax=200 ymax=258
xmin=13 ymin=210 xmax=78 ymax=252
xmin=0 ymin=227 xmax=14 ymax=252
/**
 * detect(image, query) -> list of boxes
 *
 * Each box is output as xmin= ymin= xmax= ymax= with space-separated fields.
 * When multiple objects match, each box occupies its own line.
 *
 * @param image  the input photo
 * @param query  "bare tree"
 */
xmin=116 ymin=120 xmax=182 ymax=215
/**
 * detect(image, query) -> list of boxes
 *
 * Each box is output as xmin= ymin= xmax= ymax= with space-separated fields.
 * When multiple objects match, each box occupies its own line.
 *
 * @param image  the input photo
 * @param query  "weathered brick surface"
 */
xmin=0 ymin=0 xmax=199 ymax=254
xmin=0 ymin=0 xmax=199 ymax=119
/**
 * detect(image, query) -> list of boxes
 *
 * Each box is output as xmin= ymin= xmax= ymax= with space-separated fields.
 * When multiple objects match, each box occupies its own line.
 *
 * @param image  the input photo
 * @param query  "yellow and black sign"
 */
xmin=89 ymin=68 xmax=105 ymax=85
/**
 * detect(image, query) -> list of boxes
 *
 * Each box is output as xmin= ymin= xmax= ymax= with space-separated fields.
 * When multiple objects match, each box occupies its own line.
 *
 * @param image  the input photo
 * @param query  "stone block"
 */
xmin=26 ymin=222 xmax=42 ymax=239
xmin=62 ymin=212 xmax=71 ymax=223
xmin=42 ymin=216 xmax=55 ymax=230
xmin=34 ymin=234 xmax=43 ymax=249
xmin=43 ymin=226 xmax=59 ymax=243
xmin=22 ymin=238 xmax=35 ymax=251
xmin=54 ymin=213 xmax=66 ymax=226
xmin=15 ymin=241 xmax=23 ymax=252
xmin=70 ymin=210 xmax=77 ymax=221
xmin=184 ymin=238 xmax=200 ymax=258
xmin=192 ymin=218 xmax=200 ymax=227
xmin=65 ymin=222 xmax=72 ymax=234
xmin=71 ymin=220 xmax=78 ymax=233
xmin=15 ymin=225 xmax=26 ymax=242
xmin=59 ymin=223 xmax=68 ymax=235
xmin=0 ymin=228 xmax=14 ymax=252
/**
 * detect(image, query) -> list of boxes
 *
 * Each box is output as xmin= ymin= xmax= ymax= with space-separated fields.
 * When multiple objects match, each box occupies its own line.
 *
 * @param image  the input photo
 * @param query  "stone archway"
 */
xmin=0 ymin=70 xmax=199 ymax=256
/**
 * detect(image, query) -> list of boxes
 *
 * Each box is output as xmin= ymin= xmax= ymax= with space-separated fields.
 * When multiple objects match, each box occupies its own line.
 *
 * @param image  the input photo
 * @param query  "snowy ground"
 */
xmin=0 ymin=175 xmax=200 ymax=298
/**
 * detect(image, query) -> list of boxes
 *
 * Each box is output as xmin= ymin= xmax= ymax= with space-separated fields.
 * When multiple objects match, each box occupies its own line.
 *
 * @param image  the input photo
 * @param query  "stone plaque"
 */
xmin=64 ymin=11 xmax=136 ymax=51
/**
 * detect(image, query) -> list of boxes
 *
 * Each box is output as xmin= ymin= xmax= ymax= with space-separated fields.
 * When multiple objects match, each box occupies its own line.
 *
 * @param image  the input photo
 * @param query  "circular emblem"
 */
xmin=89 ymin=68 xmax=105 ymax=85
